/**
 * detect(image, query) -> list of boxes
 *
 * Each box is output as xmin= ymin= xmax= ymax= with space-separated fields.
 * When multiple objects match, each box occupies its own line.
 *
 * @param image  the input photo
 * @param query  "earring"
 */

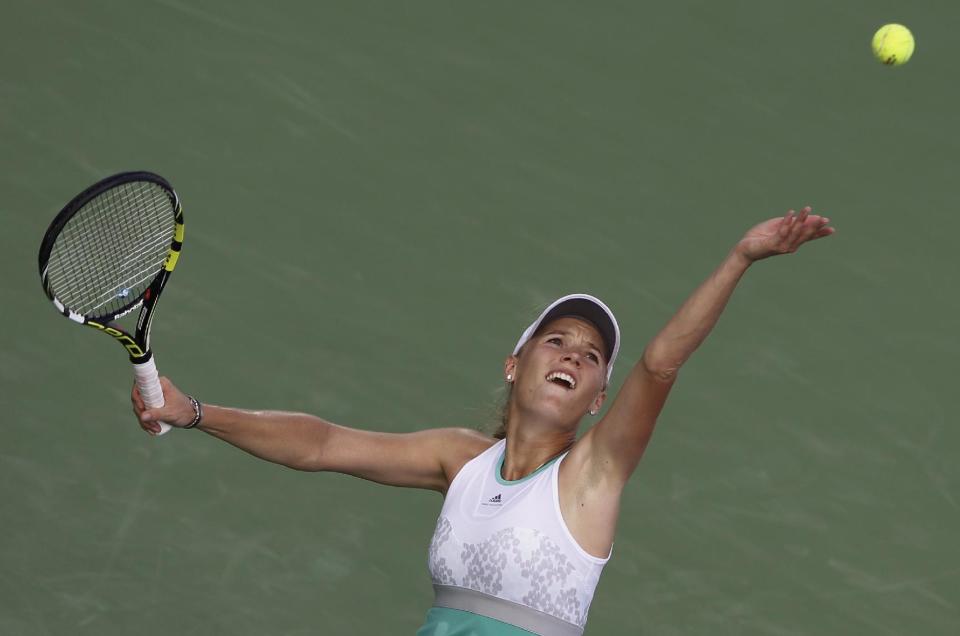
xmin=506 ymin=374 xmax=513 ymax=382
xmin=589 ymin=410 xmax=598 ymax=416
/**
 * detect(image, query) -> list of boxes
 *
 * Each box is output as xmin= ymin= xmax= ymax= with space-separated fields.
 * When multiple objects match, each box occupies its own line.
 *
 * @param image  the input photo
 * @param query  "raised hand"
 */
xmin=736 ymin=206 xmax=835 ymax=263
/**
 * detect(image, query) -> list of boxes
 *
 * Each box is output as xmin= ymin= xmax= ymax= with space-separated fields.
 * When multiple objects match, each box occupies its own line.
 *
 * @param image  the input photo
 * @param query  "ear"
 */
xmin=503 ymin=355 xmax=518 ymax=382
xmin=591 ymin=389 xmax=607 ymax=414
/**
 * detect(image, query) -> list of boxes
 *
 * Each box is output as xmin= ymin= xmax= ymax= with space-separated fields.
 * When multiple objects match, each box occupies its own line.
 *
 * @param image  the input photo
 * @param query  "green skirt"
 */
xmin=416 ymin=586 xmax=584 ymax=636
xmin=416 ymin=607 xmax=536 ymax=636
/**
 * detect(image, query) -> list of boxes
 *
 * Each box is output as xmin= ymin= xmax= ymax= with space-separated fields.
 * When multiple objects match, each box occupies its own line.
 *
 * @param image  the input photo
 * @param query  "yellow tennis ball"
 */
xmin=872 ymin=24 xmax=915 ymax=66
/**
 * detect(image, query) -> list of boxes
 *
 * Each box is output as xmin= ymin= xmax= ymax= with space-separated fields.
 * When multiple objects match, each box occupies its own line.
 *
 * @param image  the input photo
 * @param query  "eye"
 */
xmin=586 ymin=352 xmax=600 ymax=363
xmin=546 ymin=337 xmax=562 ymax=346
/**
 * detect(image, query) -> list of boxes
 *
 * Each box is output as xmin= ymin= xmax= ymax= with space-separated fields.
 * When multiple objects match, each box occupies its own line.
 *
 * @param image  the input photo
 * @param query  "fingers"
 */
xmin=785 ymin=206 xmax=834 ymax=251
xmin=778 ymin=207 xmax=813 ymax=242
xmin=131 ymin=382 xmax=146 ymax=412
xmin=139 ymin=417 xmax=161 ymax=436
xmin=131 ymin=382 xmax=156 ymax=433
xmin=785 ymin=207 xmax=811 ymax=245
xmin=139 ymin=406 xmax=172 ymax=435
xmin=132 ymin=402 xmax=162 ymax=435
xmin=778 ymin=210 xmax=795 ymax=238
xmin=131 ymin=377 xmax=183 ymax=435
xmin=132 ymin=384 xmax=160 ymax=434
xmin=798 ymin=210 xmax=832 ymax=241
xmin=809 ymin=225 xmax=836 ymax=241
xmin=131 ymin=382 xmax=147 ymax=424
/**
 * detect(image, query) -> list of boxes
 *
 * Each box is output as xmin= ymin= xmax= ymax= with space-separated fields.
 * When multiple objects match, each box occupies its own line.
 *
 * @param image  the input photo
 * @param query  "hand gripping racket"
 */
xmin=38 ymin=171 xmax=184 ymax=435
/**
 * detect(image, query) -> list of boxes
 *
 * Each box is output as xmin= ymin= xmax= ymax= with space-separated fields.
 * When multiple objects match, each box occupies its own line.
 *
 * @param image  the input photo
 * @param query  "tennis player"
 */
xmin=134 ymin=207 xmax=833 ymax=635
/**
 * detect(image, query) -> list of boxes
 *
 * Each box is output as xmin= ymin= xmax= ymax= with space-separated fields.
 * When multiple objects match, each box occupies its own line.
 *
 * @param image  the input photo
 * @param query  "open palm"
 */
xmin=737 ymin=206 xmax=835 ymax=262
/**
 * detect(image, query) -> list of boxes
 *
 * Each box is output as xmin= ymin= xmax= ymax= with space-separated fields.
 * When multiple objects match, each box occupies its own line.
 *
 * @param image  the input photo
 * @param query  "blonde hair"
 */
xmin=489 ymin=340 xmax=528 ymax=440
xmin=491 ymin=385 xmax=512 ymax=439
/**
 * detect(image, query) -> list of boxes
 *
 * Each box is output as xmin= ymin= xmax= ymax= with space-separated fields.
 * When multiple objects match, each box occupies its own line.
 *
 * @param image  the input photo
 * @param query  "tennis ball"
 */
xmin=872 ymin=24 xmax=914 ymax=66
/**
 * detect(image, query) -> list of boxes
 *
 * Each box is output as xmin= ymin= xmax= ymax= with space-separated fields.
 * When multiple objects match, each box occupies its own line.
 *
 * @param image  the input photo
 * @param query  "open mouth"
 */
xmin=545 ymin=371 xmax=576 ymax=390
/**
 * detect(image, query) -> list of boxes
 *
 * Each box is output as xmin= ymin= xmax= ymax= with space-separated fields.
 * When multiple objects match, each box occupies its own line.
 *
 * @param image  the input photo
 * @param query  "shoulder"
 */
xmin=436 ymin=428 xmax=497 ymax=492
xmin=562 ymin=428 xmax=623 ymax=493
xmin=435 ymin=427 xmax=497 ymax=457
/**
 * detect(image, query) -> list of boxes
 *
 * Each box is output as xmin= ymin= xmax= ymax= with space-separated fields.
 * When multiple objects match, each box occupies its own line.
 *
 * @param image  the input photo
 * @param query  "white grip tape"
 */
xmin=133 ymin=357 xmax=171 ymax=436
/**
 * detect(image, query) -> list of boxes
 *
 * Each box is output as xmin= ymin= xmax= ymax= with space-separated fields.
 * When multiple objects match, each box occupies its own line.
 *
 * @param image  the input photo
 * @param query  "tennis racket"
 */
xmin=38 ymin=171 xmax=184 ymax=435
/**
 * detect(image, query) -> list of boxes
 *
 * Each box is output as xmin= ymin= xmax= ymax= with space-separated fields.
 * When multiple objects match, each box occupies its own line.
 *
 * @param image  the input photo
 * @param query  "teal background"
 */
xmin=2 ymin=1 xmax=958 ymax=634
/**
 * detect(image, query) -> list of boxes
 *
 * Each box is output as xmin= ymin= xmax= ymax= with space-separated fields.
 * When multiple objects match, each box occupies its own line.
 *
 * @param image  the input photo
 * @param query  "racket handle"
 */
xmin=133 ymin=356 xmax=172 ymax=436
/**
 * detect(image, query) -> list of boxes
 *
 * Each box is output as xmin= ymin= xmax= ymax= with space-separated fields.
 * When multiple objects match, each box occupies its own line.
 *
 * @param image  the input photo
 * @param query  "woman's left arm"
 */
xmin=585 ymin=207 xmax=835 ymax=484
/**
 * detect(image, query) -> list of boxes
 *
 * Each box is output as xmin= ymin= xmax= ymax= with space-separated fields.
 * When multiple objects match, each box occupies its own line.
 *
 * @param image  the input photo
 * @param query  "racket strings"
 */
xmin=79 ymin=185 xmax=172 ymax=312
xmin=49 ymin=188 xmax=139 ymax=308
xmin=67 ymin=183 xmax=173 ymax=312
xmin=45 ymin=182 xmax=176 ymax=318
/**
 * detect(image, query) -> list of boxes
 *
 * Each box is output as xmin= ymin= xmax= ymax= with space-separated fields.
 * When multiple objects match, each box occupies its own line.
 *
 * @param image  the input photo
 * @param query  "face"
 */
xmin=504 ymin=316 xmax=608 ymax=423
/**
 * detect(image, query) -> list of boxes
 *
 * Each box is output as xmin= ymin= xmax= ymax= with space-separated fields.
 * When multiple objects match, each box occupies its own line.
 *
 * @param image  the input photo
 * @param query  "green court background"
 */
xmin=2 ymin=1 xmax=958 ymax=634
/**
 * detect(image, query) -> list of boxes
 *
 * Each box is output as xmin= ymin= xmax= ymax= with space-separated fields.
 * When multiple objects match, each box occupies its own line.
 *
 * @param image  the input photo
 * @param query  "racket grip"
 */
xmin=133 ymin=356 xmax=172 ymax=436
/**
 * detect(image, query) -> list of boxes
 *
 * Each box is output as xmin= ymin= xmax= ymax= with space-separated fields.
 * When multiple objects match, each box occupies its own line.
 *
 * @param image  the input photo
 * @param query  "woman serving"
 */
xmin=134 ymin=207 xmax=834 ymax=635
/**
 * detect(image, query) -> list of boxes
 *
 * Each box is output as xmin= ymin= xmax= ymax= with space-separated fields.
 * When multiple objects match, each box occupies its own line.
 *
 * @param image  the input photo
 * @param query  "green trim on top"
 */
xmin=495 ymin=449 xmax=562 ymax=486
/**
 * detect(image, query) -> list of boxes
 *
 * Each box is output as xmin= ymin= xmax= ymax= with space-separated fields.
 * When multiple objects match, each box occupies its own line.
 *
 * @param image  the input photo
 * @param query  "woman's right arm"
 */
xmin=133 ymin=378 xmax=492 ymax=493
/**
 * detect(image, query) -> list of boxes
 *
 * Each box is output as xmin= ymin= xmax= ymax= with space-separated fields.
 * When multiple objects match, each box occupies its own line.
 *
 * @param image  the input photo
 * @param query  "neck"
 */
xmin=501 ymin=404 xmax=577 ymax=481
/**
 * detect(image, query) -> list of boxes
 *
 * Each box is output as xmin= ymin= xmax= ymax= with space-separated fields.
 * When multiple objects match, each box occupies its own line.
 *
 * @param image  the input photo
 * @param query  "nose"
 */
xmin=562 ymin=352 xmax=581 ymax=367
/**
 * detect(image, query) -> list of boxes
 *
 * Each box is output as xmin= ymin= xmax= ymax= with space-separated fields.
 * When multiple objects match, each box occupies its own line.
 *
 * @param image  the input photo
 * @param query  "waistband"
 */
xmin=432 ymin=584 xmax=583 ymax=636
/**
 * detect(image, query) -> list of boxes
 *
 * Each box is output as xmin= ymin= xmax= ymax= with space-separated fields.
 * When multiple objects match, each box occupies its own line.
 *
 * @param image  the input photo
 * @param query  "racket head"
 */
xmin=38 ymin=171 xmax=183 ymax=327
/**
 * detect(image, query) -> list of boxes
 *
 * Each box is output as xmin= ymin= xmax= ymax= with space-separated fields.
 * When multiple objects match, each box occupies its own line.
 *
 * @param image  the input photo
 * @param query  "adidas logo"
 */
xmin=481 ymin=493 xmax=503 ymax=507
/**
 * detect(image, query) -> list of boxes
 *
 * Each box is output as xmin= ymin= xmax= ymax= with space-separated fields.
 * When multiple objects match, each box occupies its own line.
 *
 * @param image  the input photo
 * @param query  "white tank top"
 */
xmin=427 ymin=439 xmax=610 ymax=632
